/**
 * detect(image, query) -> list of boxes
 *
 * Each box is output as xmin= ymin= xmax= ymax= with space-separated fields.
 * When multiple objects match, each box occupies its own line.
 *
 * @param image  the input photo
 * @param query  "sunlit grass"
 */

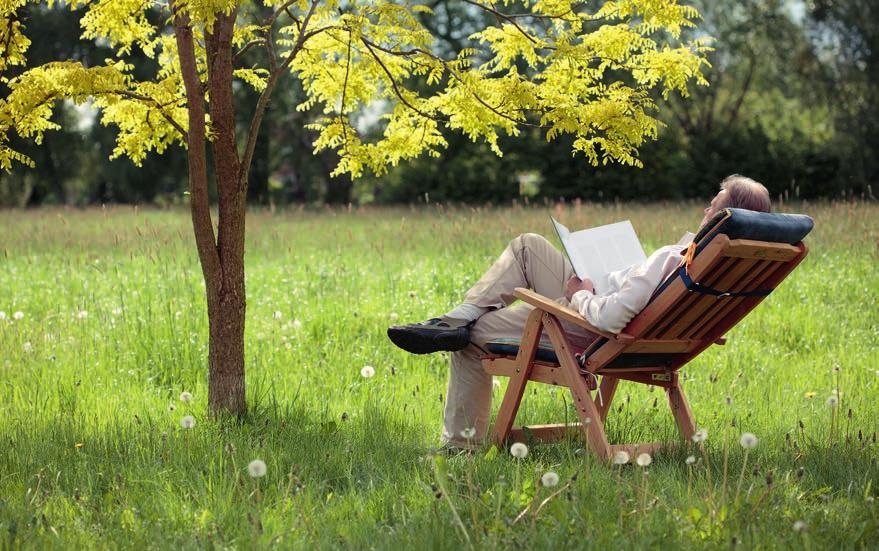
xmin=1 ymin=201 xmax=877 ymax=548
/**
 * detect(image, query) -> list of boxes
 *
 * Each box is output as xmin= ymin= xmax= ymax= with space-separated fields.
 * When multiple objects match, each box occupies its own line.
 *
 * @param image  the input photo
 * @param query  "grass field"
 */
xmin=1 ymin=201 xmax=877 ymax=549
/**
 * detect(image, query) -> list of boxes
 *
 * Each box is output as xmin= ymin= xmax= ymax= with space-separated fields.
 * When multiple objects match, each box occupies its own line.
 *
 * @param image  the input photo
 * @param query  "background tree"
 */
xmin=0 ymin=0 xmax=708 ymax=414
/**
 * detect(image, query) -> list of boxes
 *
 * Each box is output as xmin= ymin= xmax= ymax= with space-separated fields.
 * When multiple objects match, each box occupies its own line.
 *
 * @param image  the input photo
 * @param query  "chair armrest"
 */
xmin=513 ymin=287 xmax=634 ymax=343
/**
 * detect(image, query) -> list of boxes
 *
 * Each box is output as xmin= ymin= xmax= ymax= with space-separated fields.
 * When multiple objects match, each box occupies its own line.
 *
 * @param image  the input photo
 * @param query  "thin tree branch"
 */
xmin=233 ymin=39 xmax=265 ymax=64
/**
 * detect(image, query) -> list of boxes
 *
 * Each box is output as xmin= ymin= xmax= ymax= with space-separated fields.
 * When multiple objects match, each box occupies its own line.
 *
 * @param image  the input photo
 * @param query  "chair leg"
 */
xmin=596 ymin=376 xmax=619 ymax=423
xmin=543 ymin=314 xmax=612 ymax=460
xmin=667 ymin=382 xmax=696 ymax=440
xmin=491 ymin=309 xmax=544 ymax=448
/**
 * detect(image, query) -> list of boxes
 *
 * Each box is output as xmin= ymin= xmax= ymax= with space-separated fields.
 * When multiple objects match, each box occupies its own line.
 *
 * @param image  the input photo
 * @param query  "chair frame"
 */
xmin=482 ymin=233 xmax=809 ymax=461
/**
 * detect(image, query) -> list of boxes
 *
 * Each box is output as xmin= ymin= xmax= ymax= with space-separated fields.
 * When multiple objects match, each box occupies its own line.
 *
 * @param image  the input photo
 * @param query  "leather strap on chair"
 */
xmin=677 ymin=265 xmax=773 ymax=298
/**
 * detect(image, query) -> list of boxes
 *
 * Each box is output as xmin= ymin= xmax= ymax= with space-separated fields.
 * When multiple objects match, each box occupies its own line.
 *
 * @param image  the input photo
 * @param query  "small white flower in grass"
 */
xmin=691 ymin=428 xmax=708 ymax=443
xmin=541 ymin=471 xmax=560 ymax=487
xmin=22 ymin=342 xmax=33 ymax=353
xmin=826 ymin=395 xmax=839 ymax=408
xmin=111 ymin=307 xmax=123 ymax=316
xmin=612 ymin=451 xmax=630 ymax=465
xmin=0 ymin=311 xmax=6 ymax=320
xmin=635 ymin=453 xmax=652 ymax=467
xmin=272 ymin=311 xmax=282 ymax=320
xmin=77 ymin=310 xmax=88 ymax=319
xmin=13 ymin=311 xmax=24 ymax=320
xmin=248 ymin=459 xmax=267 ymax=478
xmin=179 ymin=391 xmax=193 ymax=403
xmin=792 ymin=520 xmax=807 ymax=533
xmin=739 ymin=432 xmax=758 ymax=449
xmin=180 ymin=415 xmax=196 ymax=429
xmin=389 ymin=312 xmax=399 ymax=321
xmin=360 ymin=365 xmax=376 ymax=378
xmin=685 ymin=455 xmax=697 ymax=465
xmin=509 ymin=442 xmax=528 ymax=459
xmin=175 ymin=311 xmax=182 ymax=319
xmin=459 ymin=427 xmax=476 ymax=440
xmin=292 ymin=319 xmax=302 ymax=330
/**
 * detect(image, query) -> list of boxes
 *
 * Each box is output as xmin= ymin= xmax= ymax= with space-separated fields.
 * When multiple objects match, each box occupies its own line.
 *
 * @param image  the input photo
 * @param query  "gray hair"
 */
xmin=719 ymin=175 xmax=771 ymax=213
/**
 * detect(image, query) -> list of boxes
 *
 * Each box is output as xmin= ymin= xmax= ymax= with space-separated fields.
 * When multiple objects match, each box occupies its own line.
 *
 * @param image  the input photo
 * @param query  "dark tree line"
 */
xmin=1 ymin=1 xmax=876 ymax=207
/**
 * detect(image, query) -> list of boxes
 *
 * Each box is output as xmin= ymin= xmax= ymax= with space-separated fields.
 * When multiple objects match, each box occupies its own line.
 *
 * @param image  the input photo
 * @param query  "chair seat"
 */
xmin=486 ymin=338 xmax=681 ymax=369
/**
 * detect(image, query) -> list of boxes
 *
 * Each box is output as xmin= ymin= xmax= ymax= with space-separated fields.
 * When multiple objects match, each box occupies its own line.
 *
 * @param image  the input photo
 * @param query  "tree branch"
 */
xmin=170 ymin=0 xmax=221 ymax=288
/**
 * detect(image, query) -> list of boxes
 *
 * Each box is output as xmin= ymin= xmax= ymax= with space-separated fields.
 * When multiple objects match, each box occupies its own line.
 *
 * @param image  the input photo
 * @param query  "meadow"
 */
xmin=1 ymin=200 xmax=877 ymax=549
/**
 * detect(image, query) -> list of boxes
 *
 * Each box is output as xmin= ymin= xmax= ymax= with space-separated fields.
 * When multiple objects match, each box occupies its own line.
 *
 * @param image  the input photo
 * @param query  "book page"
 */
xmin=552 ymin=219 xmax=646 ymax=294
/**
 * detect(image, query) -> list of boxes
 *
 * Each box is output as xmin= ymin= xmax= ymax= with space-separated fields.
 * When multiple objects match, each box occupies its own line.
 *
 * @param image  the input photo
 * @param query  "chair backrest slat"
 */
xmin=657 ymin=257 xmax=761 ymax=339
xmin=647 ymin=256 xmax=740 ymax=338
xmin=689 ymin=259 xmax=789 ymax=339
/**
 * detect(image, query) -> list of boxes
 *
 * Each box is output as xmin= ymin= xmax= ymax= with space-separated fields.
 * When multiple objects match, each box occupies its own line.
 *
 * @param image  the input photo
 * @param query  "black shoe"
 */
xmin=387 ymin=318 xmax=471 ymax=354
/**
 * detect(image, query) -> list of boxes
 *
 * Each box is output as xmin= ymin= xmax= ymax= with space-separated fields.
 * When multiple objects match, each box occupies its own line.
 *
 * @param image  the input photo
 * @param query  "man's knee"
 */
xmin=512 ymin=232 xmax=550 ymax=253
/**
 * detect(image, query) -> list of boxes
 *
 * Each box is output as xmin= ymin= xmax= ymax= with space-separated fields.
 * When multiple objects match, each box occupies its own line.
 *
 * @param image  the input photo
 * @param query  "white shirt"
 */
xmin=569 ymin=232 xmax=696 ymax=334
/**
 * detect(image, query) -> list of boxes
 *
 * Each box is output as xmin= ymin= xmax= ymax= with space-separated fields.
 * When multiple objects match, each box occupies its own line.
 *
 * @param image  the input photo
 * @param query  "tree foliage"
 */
xmin=0 ymin=0 xmax=709 ymax=178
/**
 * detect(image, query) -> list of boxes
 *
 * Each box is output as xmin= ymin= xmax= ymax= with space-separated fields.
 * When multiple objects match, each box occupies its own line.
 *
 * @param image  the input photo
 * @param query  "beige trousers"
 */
xmin=441 ymin=233 xmax=598 ymax=448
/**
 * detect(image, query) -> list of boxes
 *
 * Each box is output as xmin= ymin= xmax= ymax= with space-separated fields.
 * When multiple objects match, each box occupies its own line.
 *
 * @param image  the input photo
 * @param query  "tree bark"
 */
xmin=205 ymin=9 xmax=248 ymax=415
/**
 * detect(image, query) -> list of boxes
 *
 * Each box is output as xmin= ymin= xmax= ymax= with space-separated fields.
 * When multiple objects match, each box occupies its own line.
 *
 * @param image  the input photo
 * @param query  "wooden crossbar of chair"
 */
xmin=482 ymin=235 xmax=809 ymax=463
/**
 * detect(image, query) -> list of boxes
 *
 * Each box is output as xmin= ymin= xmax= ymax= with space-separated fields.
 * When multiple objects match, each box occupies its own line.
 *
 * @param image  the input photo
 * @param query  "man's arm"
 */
xmin=568 ymin=246 xmax=682 ymax=334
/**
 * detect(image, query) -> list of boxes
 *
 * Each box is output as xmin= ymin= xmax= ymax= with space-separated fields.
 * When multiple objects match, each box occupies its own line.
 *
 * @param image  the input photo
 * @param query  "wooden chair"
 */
xmin=481 ymin=208 xmax=814 ymax=461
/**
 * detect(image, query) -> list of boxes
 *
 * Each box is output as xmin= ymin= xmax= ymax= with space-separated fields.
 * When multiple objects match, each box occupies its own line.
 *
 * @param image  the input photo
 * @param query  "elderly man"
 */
xmin=388 ymin=174 xmax=772 ymax=450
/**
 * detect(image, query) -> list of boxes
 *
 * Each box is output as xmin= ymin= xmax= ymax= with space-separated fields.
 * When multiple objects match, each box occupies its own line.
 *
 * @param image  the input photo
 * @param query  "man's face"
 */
xmin=700 ymin=190 xmax=727 ymax=229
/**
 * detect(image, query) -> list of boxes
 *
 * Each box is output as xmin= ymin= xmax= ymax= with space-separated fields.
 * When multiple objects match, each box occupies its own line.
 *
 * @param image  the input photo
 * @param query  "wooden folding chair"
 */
xmin=482 ymin=208 xmax=814 ymax=461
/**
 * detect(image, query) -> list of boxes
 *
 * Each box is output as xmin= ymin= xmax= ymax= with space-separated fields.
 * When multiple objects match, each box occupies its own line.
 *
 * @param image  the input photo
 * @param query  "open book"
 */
xmin=550 ymin=216 xmax=647 ymax=295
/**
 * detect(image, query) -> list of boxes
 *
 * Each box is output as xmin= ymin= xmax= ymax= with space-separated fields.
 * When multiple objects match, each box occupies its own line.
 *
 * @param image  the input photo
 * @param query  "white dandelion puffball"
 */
xmin=22 ymin=342 xmax=33 ymax=353
xmin=541 ymin=471 xmax=560 ymax=487
xmin=635 ymin=453 xmax=652 ymax=467
xmin=0 ymin=311 xmax=6 ymax=320
xmin=691 ymin=428 xmax=708 ymax=443
xmin=179 ymin=391 xmax=193 ymax=403
xmin=389 ymin=312 xmax=399 ymax=321
xmin=272 ymin=311 xmax=282 ymax=320
xmin=492 ymin=378 xmax=502 ymax=389
xmin=685 ymin=455 xmax=697 ymax=465
xmin=180 ymin=415 xmax=196 ymax=429
xmin=739 ymin=432 xmax=759 ymax=449
xmin=459 ymin=427 xmax=476 ymax=440
xmin=826 ymin=395 xmax=839 ymax=408
xmin=612 ymin=451 xmax=630 ymax=465
xmin=111 ymin=307 xmax=123 ymax=316
xmin=292 ymin=319 xmax=302 ymax=330
xmin=792 ymin=520 xmax=807 ymax=533
xmin=248 ymin=459 xmax=267 ymax=478
xmin=360 ymin=365 xmax=376 ymax=378
xmin=509 ymin=442 xmax=529 ymax=459
xmin=77 ymin=310 xmax=88 ymax=319
xmin=13 ymin=311 xmax=24 ymax=320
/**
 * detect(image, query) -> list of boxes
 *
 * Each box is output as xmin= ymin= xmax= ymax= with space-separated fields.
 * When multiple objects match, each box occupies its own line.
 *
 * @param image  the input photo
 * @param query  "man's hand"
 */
xmin=564 ymin=276 xmax=594 ymax=301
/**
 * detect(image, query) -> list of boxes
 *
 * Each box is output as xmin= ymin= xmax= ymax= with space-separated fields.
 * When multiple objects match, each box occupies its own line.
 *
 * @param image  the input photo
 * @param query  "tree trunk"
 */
xmin=205 ymin=9 xmax=247 ymax=415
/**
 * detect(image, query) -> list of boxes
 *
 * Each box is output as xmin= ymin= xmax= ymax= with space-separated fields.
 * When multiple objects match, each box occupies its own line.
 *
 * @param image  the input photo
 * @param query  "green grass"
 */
xmin=1 ymin=201 xmax=877 ymax=549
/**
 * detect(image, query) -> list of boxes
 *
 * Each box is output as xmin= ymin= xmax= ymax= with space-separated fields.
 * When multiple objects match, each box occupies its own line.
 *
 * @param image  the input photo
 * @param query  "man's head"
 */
xmin=700 ymin=175 xmax=771 ymax=229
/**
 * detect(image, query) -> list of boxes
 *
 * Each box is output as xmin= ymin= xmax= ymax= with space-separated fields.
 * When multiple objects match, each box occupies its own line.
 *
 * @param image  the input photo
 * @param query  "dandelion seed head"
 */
xmin=273 ymin=311 xmax=283 ymax=320
xmin=0 ymin=311 xmax=6 ymax=320
xmin=111 ymin=307 xmax=123 ymax=316
xmin=292 ymin=319 xmax=302 ymax=330
xmin=248 ymin=459 xmax=267 ymax=478
xmin=541 ymin=471 xmax=560 ymax=487
xmin=612 ymin=451 xmax=630 ymax=465
xmin=826 ymin=395 xmax=839 ymax=408
xmin=739 ymin=432 xmax=758 ymax=449
xmin=635 ymin=453 xmax=652 ymax=467
xmin=509 ymin=442 xmax=528 ymax=459
xmin=180 ymin=415 xmax=196 ymax=429
xmin=459 ymin=427 xmax=476 ymax=439
xmin=389 ymin=312 xmax=399 ymax=321
xmin=13 ymin=311 xmax=24 ymax=320
xmin=22 ymin=342 xmax=33 ymax=352
xmin=179 ymin=391 xmax=193 ymax=403
xmin=792 ymin=520 xmax=807 ymax=533
xmin=691 ymin=428 xmax=708 ymax=443
xmin=685 ymin=455 xmax=697 ymax=465
xmin=77 ymin=310 xmax=88 ymax=319
xmin=360 ymin=365 xmax=376 ymax=378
